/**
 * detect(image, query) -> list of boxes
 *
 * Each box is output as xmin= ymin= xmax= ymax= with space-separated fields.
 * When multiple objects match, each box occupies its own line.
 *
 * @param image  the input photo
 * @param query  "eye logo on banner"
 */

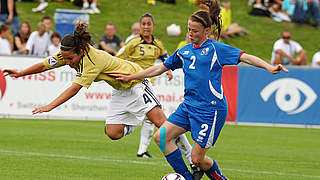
xmin=0 ymin=70 xmax=7 ymax=99
xmin=260 ymin=78 xmax=317 ymax=114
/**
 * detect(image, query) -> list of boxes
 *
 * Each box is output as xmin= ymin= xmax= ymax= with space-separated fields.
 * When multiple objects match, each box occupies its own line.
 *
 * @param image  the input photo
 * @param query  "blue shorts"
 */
xmin=167 ymin=102 xmax=227 ymax=148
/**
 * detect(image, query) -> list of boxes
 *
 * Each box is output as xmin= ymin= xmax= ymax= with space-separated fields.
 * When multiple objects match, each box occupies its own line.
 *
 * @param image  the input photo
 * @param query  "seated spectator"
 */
xmin=0 ymin=24 xmax=13 ymax=55
xmin=82 ymin=0 xmax=100 ymax=14
xmin=294 ymin=0 xmax=319 ymax=28
xmin=311 ymin=51 xmax=320 ymax=67
xmin=271 ymin=30 xmax=307 ymax=65
xmin=48 ymin=31 xmax=61 ymax=55
xmin=220 ymin=0 xmax=247 ymax=38
xmin=125 ymin=22 xmax=140 ymax=43
xmin=14 ymin=21 xmax=31 ymax=55
xmin=99 ymin=22 xmax=124 ymax=56
xmin=42 ymin=16 xmax=53 ymax=37
xmin=26 ymin=22 xmax=50 ymax=56
xmin=0 ymin=0 xmax=20 ymax=36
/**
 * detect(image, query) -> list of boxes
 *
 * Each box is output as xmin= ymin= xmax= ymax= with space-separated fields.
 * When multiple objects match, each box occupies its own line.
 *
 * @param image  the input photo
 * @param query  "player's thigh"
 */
xmin=190 ymin=110 xmax=227 ymax=149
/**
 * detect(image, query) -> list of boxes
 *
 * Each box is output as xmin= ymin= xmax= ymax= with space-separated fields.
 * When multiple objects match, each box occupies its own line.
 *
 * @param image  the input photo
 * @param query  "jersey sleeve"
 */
xmin=215 ymin=42 xmax=244 ymax=66
xmin=155 ymin=39 xmax=169 ymax=62
xmin=43 ymin=51 xmax=66 ymax=69
xmin=164 ymin=49 xmax=183 ymax=70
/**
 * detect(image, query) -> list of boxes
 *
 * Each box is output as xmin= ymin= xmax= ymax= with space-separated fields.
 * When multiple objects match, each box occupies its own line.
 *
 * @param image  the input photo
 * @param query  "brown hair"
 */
xmin=189 ymin=0 xmax=222 ymax=39
xmin=0 ymin=24 xmax=10 ymax=34
xmin=60 ymin=23 xmax=91 ymax=55
xmin=19 ymin=21 xmax=31 ymax=40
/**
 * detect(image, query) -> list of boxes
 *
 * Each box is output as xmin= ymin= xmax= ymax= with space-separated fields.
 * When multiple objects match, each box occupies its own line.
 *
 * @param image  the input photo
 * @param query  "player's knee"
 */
xmin=105 ymin=126 xmax=123 ymax=140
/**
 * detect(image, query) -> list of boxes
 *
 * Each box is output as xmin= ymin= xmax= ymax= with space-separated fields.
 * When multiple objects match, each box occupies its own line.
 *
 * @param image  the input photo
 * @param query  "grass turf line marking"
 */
xmin=1 ymin=149 xmax=320 ymax=179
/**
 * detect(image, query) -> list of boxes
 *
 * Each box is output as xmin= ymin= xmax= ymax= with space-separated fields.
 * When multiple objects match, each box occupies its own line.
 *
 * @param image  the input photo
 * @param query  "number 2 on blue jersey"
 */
xmin=199 ymin=123 xmax=208 ymax=136
xmin=189 ymin=55 xmax=196 ymax=69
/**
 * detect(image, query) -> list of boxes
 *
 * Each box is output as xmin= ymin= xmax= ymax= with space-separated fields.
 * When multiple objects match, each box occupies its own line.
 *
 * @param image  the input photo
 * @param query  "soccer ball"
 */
xmin=161 ymin=173 xmax=186 ymax=180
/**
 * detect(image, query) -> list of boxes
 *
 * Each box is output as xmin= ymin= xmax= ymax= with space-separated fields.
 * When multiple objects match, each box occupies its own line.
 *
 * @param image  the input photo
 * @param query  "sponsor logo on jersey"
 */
xmin=0 ymin=70 xmax=7 ymax=100
xmin=183 ymin=51 xmax=189 ymax=55
xmin=201 ymin=48 xmax=209 ymax=55
xmin=260 ymin=78 xmax=317 ymax=114
xmin=48 ymin=56 xmax=58 ymax=66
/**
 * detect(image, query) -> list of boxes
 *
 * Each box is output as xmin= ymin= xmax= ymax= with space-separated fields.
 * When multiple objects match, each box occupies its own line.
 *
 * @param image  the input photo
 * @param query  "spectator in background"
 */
xmin=32 ymin=0 xmax=49 ymax=13
xmin=26 ymin=22 xmax=50 ymax=56
xmin=0 ymin=24 xmax=13 ymax=55
xmin=42 ymin=16 xmax=53 ymax=37
xmin=14 ymin=21 xmax=31 ymax=55
xmin=125 ymin=22 xmax=140 ymax=43
xmin=82 ymin=0 xmax=100 ymax=14
xmin=294 ymin=0 xmax=319 ymax=28
xmin=220 ymin=0 xmax=247 ymax=38
xmin=99 ymin=23 xmax=124 ymax=56
xmin=48 ymin=31 xmax=61 ymax=55
xmin=0 ymin=0 xmax=20 ymax=35
xmin=271 ymin=30 xmax=307 ymax=65
xmin=312 ymin=51 xmax=320 ymax=67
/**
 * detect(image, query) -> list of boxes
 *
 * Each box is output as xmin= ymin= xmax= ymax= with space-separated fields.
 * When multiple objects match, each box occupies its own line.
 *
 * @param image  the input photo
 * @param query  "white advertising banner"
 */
xmin=0 ymin=56 xmax=184 ymax=120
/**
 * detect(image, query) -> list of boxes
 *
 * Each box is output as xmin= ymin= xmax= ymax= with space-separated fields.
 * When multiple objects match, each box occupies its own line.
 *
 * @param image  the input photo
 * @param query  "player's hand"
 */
xmin=108 ymin=73 xmax=132 ymax=82
xmin=166 ymin=70 xmax=173 ymax=81
xmin=32 ymin=105 xmax=53 ymax=115
xmin=270 ymin=64 xmax=289 ymax=74
xmin=3 ymin=69 xmax=21 ymax=78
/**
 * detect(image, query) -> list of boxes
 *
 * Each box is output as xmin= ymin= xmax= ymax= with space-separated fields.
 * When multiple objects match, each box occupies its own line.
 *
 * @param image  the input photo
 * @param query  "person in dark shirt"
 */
xmin=99 ymin=22 xmax=124 ymax=56
xmin=0 ymin=0 xmax=20 ymax=35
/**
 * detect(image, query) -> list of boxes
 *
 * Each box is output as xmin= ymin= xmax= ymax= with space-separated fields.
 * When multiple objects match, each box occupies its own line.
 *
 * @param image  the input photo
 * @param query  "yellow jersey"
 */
xmin=43 ymin=45 xmax=144 ymax=90
xmin=117 ymin=35 xmax=168 ymax=85
xmin=220 ymin=7 xmax=232 ymax=31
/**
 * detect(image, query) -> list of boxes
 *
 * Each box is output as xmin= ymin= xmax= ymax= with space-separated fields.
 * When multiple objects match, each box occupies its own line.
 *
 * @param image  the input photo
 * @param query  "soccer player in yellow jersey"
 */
xmin=3 ymin=23 xmax=201 ymax=178
xmin=117 ymin=13 xmax=201 ymax=178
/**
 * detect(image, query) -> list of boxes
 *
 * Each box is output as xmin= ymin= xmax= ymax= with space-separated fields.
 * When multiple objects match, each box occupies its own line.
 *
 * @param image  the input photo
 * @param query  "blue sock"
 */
xmin=204 ymin=159 xmax=227 ymax=180
xmin=165 ymin=148 xmax=193 ymax=180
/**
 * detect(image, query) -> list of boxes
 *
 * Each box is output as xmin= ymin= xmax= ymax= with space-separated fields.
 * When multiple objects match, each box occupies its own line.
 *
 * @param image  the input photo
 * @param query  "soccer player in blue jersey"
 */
xmin=112 ymin=0 xmax=288 ymax=179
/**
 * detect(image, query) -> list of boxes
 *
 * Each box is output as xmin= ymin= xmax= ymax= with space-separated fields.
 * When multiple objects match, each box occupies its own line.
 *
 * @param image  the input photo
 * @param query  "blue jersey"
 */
xmin=164 ymin=39 xmax=244 ymax=110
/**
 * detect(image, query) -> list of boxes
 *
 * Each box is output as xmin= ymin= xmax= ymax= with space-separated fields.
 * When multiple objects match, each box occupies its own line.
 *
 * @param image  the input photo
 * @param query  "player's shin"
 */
xmin=137 ymin=120 xmax=154 ymax=157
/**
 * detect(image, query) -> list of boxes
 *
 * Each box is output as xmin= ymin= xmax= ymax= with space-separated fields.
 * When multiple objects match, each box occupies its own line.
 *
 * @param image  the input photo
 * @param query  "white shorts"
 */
xmin=105 ymin=79 xmax=160 ymax=126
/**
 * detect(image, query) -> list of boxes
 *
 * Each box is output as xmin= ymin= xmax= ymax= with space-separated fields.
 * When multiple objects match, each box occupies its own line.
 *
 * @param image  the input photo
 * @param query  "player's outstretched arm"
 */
xmin=32 ymin=83 xmax=82 ymax=114
xmin=3 ymin=62 xmax=48 ymax=78
xmin=111 ymin=64 xmax=169 ymax=82
xmin=240 ymin=53 xmax=289 ymax=74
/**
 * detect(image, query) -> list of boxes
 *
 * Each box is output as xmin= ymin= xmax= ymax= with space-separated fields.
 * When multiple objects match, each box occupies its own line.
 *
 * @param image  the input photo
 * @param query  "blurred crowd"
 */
xmin=0 ymin=0 xmax=319 ymax=67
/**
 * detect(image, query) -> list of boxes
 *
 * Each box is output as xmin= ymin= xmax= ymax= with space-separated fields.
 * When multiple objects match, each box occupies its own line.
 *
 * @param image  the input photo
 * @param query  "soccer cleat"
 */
xmin=32 ymin=2 xmax=48 ymax=12
xmin=91 ymin=7 xmax=101 ymax=14
xmin=190 ymin=164 xmax=204 ymax=180
xmin=137 ymin=151 xmax=152 ymax=158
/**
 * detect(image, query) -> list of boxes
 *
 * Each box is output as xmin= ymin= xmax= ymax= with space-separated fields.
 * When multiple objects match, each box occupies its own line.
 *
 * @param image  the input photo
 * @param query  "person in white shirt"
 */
xmin=0 ymin=24 xmax=13 ymax=55
xmin=26 ymin=22 xmax=50 ymax=56
xmin=48 ymin=31 xmax=61 ymax=55
xmin=312 ymin=51 xmax=320 ymax=67
xmin=125 ymin=22 xmax=140 ymax=43
xmin=271 ymin=30 xmax=307 ymax=65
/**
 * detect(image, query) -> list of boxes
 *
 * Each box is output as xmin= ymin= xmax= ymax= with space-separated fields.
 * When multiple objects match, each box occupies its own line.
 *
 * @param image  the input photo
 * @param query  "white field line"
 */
xmin=1 ymin=149 xmax=320 ymax=179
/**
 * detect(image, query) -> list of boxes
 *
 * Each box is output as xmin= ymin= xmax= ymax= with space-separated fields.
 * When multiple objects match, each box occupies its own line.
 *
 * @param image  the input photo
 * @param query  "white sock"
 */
xmin=123 ymin=125 xmax=138 ymax=137
xmin=90 ymin=2 xmax=97 ymax=8
xmin=175 ymin=134 xmax=193 ymax=164
xmin=137 ymin=120 xmax=154 ymax=154
xmin=83 ymin=2 xmax=89 ymax=9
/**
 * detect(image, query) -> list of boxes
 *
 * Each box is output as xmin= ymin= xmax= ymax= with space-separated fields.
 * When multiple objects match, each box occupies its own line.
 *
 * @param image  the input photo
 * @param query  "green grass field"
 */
xmin=15 ymin=0 xmax=320 ymax=62
xmin=0 ymin=118 xmax=319 ymax=179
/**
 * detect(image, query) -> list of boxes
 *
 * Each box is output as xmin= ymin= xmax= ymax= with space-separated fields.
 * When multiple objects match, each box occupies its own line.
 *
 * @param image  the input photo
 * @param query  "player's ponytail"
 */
xmin=60 ymin=22 xmax=91 ymax=55
xmin=190 ymin=0 xmax=221 ymax=39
